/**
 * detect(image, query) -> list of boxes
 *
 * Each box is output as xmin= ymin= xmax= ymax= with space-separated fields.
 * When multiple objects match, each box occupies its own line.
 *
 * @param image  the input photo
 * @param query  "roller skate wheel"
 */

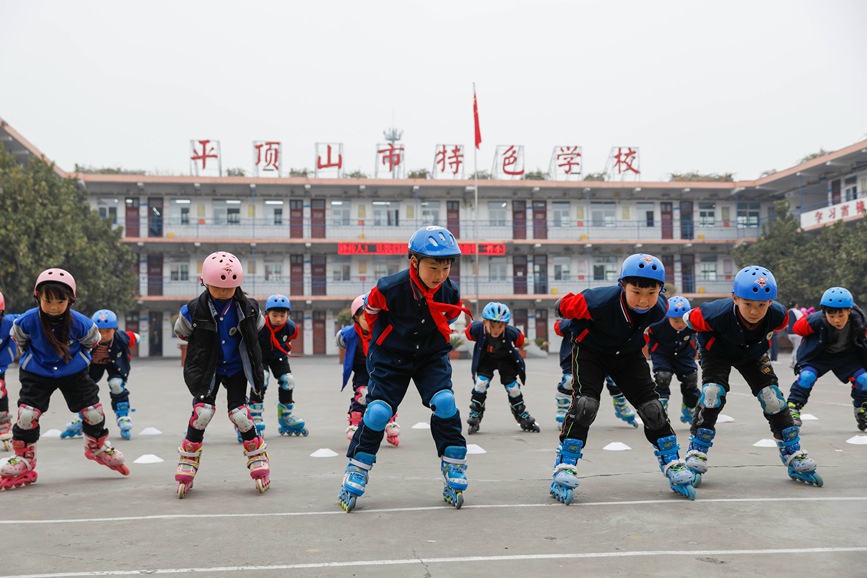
xmin=550 ymin=483 xmax=574 ymax=505
xmin=692 ymin=473 xmax=703 ymax=488
xmin=467 ymin=425 xmax=479 ymax=435
xmin=387 ymin=436 xmax=399 ymax=447
xmin=340 ymin=493 xmax=357 ymax=512
xmin=121 ymin=430 xmax=131 ymax=441
xmin=256 ymin=478 xmax=270 ymax=493
xmin=443 ymin=489 xmax=463 ymax=509
xmin=177 ymin=483 xmax=189 ymax=499
xmin=674 ymin=484 xmax=696 ymax=501
xmin=1 ymin=440 xmax=9 ymax=452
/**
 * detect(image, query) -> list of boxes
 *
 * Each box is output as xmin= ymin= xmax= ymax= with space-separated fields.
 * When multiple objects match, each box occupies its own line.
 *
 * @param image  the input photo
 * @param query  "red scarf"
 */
xmin=265 ymin=317 xmax=291 ymax=356
xmin=409 ymin=265 xmax=473 ymax=342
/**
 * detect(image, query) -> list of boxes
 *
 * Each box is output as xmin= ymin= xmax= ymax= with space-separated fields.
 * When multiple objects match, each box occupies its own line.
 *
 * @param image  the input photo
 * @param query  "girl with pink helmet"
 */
xmin=173 ymin=251 xmax=270 ymax=497
xmin=2 ymin=269 xmax=129 ymax=490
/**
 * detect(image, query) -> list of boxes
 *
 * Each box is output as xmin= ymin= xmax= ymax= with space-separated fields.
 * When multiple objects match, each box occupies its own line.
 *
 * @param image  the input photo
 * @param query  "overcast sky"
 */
xmin=1 ymin=0 xmax=865 ymax=181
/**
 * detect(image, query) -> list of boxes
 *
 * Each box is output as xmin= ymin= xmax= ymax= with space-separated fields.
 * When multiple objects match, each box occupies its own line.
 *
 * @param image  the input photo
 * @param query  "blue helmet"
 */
xmin=733 ymin=266 xmax=777 ymax=300
xmin=619 ymin=253 xmax=665 ymax=285
xmin=666 ymin=296 xmax=691 ymax=318
xmin=265 ymin=294 xmax=291 ymax=312
xmin=408 ymin=226 xmax=461 ymax=259
xmin=821 ymin=287 xmax=853 ymax=309
xmin=482 ymin=302 xmax=511 ymax=323
xmin=92 ymin=309 xmax=118 ymax=329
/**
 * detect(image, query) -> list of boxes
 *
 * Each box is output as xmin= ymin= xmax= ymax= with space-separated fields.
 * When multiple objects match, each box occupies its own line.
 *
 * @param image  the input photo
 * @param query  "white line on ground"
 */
xmin=4 ymin=547 xmax=866 ymax=577
xmin=1 ymin=496 xmax=863 ymax=525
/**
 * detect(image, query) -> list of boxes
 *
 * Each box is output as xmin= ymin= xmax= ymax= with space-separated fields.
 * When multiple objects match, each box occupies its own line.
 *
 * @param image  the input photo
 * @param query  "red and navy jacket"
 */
xmin=686 ymin=298 xmax=787 ymax=361
xmin=90 ymin=329 xmax=138 ymax=380
xmin=465 ymin=321 xmax=526 ymax=384
xmin=257 ymin=318 xmax=299 ymax=365
xmin=553 ymin=319 xmax=572 ymax=374
xmin=791 ymin=306 xmax=867 ymax=368
xmin=556 ymin=286 xmax=667 ymax=355
xmin=645 ymin=318 xmax=696 ymax=361
xmin=364 ymin=268 xmax=467 ymax=356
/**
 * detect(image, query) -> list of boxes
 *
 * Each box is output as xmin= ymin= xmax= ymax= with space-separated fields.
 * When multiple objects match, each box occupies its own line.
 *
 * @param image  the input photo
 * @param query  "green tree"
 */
xmin=407 ymin=168 xmax=430 ymax=179
xmin=226 ymin=167 xmax=246 ymax=177
xmin=523 ymin=169 xmax=547 ymax=181
xmin=0 ymin=146 xmax=138 ymax=315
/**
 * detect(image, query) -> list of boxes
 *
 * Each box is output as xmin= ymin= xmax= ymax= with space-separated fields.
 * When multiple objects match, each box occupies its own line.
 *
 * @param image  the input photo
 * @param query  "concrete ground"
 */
xmin=0 ymin=355 xmax=864 ymax=577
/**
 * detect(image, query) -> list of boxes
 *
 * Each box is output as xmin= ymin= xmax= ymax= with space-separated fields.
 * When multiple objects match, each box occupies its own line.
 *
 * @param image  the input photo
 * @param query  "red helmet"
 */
xmin=34 ymin=268 xmax=77 ymax=298
xmin=201 ymin=252 xmax=244 ymax=288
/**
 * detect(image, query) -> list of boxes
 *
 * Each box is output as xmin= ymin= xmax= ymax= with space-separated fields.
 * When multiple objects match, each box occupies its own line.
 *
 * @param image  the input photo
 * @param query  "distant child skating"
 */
xmin=0 ymin=292 xmax=19 ymax=451
xmin=336 ymin=294 xmax=400 ymax=446
xmin=1 ymin=269 xmax=129 ymax=490
xmin=339 ymin=226 xmax=472 ymax=512
xmin=465 ymin=302 xmax=539 ymax=434
xmin=173 ymin=252 xmax=270 ymax=497
xmin=785 ymin=287 xmax=867 ymax=431
xmin=684 ymin=266 xmax=822 ymax=487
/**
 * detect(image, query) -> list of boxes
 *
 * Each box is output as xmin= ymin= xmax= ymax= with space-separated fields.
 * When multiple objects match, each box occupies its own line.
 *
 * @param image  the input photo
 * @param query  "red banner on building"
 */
xmin=338 ymin=242 xmax=505 ymax=256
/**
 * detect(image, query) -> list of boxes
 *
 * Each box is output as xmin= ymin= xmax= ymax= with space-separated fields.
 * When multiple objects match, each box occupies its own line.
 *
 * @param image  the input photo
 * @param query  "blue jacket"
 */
xmin=686 ymin=298 xmax=787 ymax=361
xmin=554 ymin=319 xmax=571 ymax=373
xmin=337 ymin=324 xmax=372 ymax=391
xmin=793 ymin=307 xmax=867 ymax=370
xmin=0 ymin=316 xmax=18 ymax=373
xmin=557 ymin=286 xmax=667 ymax=355
xmin=646 ymin=318 xmax=696 ymax=361
xmin=12 ymin=308 xmax=99 ymax=378
xmin=465 ymin=321 xmax=527 ymax=384
xmin=90 ymin=330 xmax=138 ymax=380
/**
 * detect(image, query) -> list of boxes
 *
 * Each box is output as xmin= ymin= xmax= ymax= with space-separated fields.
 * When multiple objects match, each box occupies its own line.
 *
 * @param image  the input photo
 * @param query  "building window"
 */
xmin=265 ymin=260 xmax=283 ymax=282
xmin=844 ymin=176 xmax=858 ymax=202
xmin=590 ymin=202 xmax=616 ymax=227
xmin=593 ymin=256 xmax=618 ymax=281
xmin=488 ymin=201 xmax=508 ymax=227
xmin=170 ymin=263 xmax=189 ymax=281
xmin=553 ymin=256 xmax=571 ymax=280
xmin=331 ymin=201 xmax=351 ymax=226
xmin=273 ymin=208 xmax=283 ymax=225
xmin=98 ymin=206 xmax=118 ymax=224
xmin=227 ymin=206 xmax=241 ymax=225
xmin=489 ymin=257 xmax=507 ymax=281
xmin=420 ymin=201 xmax=440 ymax=226
xmin=700 ymin=256 xmax=718 ymax=281
xmin=373 ymin=201 xmax=399 ymax=227
xmin=736 ymin=202 xmax=760 ymax=228
xmin=636 ymin=202 xmax=654 ymax=227
xmin=551 ymin=202 xmax=571 ymax=228
xmin=698 ymin=202 xmax=716 ymax=227
xmin=332 ymin=256 xmax=351 ymax=281
xmin=373 ymin=257 xmax=401 ymax=279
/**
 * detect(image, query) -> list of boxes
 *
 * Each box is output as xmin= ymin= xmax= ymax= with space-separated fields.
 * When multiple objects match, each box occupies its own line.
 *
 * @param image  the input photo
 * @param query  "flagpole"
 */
xmin=473 ymin=83 xmax=480 ymax=309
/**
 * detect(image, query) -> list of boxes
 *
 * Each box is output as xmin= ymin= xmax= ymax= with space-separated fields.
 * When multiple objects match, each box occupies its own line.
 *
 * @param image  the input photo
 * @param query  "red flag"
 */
xmin=473 ymin=85 xmax=482 ymax=150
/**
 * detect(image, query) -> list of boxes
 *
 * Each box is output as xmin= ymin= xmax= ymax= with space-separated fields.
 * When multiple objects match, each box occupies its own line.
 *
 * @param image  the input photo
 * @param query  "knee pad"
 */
xmin=228 ymin=405 xmax=256 ymax=433
xmin=852 ymin=370 xmax=867 ymax=392
xmin=278 ymin=373 xmax=295 ymax=391
xmin=430 ymin=389 xmax=457 ymax=419
xmin=797 ymin=368 xmax=817 ymax=390
xmin=473 ymin=375 xmax=491 ymax=394
xmin=757 ymin=385 xmax=786 ymax=415
xmin=654 ymin=370 xmax=673 ymax=389
xmin=363 ymin=400 xmax=393 ymax=431
xmin=80 ymin=403 xmax=105 ymax=426
xmin=0 ymin=378 xmax=7 ymax=398
xmin=558 ymin=373 xmax=573 ymax=391
xmin=503 ymin=380 xmax=522 ymax=398
xmin=16 ymin=404 xmax=42 ymax=430
xmin=107 ymin=377 xmax=126 ymax=395
xmin=189 ymin=403 xmax=215 ymax=430
xmin=699 ymin=383 xmax=726 ymax=409
xmin=682 ymin=372 xmax=698 ymax=390
xmin=637 ymin=399 xmax=668 ymax=430
xmin=569 ymin=396 xmax=599 ymax=427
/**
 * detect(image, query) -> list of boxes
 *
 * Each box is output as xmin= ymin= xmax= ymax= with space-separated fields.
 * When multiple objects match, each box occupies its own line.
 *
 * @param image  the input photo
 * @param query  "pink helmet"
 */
xmin=201 ymin=251 xmax=244 ymax=288
xmin=351 ymin=294 xmax=367 ymax=317
xmin=34 ymin=268 xmax=77 ymax=298
xmin=0 ymin=291 xmax=5 ymax=312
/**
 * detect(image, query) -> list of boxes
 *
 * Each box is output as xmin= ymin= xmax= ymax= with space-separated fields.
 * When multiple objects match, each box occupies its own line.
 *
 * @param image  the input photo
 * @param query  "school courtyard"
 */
xmin=0 ymin=355 xmax=863 ymax=577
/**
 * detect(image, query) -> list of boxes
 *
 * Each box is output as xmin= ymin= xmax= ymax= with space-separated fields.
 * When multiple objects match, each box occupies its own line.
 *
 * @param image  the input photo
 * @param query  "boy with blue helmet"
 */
xmin=785 ymin=287 xmax=867 ymax=431
xmin=684 ymin=266 xmax=822 ymax=487
xmin=644 ymin=296 xmax=700 ymax=424
xmin=249 ymin=294 xmax=306 ymax=438
xmin=551 ymin=254 xmax=696 ymax=504
xmin=339 ymin=226 xmax=473 ymax=512
xmin=0 ymin=292 xmax=18 ymax=451
xmin=464 ymin=301 xmax=539 ymax=434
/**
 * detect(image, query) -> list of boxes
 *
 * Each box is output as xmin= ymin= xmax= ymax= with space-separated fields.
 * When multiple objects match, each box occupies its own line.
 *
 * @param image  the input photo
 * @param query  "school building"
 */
xmin=2 ymin=116 xmax=866 ymax=357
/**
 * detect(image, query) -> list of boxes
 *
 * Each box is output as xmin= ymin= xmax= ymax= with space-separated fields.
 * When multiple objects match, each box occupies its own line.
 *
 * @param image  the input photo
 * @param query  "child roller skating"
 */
xmin=336 ymin=294 xmax=400 ymax=447
xmin=465 ymin=302 xmax=539 ymax=434
xmin=644 ymin=296 xmax=700 ymax=425
xmin=552 ymin=254 xmax=696 ymax=504
xmin=607 ymin=376 xmax=639 ymax=427
xmin=785 ymin=287 xmax=867 ymax=432
xmin=0 ymin=291 xmax=18 ymax=451
xmin=2 ymin=269 xmax=129 ymax=490
xmin=254 ymin=294 xmax=307 ymax=438
xmin=684 ymin=265 xmax=822 ymax=488
xmin=340 ymin=227 xmax=472 ymax=512
xmin=174 ymin=252 xmax=271 ymax=497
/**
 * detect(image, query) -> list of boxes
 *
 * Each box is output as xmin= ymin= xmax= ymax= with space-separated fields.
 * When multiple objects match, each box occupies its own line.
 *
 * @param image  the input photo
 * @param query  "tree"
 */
xmin=407 ymin=168 xmax=430 ymax=179
xmin=226 ymin=167 xmax=246 ymax=177
xmin=798 ymin=148 xmax=830 ymax=164
xmin=347 ymin=169 xmax=367 ymax=179
xmin=583 ymin=172 xmax=607 ymax=181
xmin=668 ymin=171 xmax=734 ymax=182
xmin=0 ymin=146 xmax=139 ymax=315
xmin=523 ymin=169 xmax=547 ymax=181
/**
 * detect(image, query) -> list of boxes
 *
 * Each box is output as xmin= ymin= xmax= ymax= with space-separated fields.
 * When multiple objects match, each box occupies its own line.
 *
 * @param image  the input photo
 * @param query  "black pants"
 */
xmin=476 ymin=355 xmax=519 ymax=387
xmin=250 ymin=359 xmax=293 ymax=405
xmin=694 ymin=349 xmax=792 ymax=438
xmin=15 ymin=368 xmax=106 ymax=443
xmin=88 ymin=365 xmax=129 ymax=410
xmin=560 ymin=344 xmax=674 ymax=446
xmin=186 ymin=371 xmax=253 ymax=443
